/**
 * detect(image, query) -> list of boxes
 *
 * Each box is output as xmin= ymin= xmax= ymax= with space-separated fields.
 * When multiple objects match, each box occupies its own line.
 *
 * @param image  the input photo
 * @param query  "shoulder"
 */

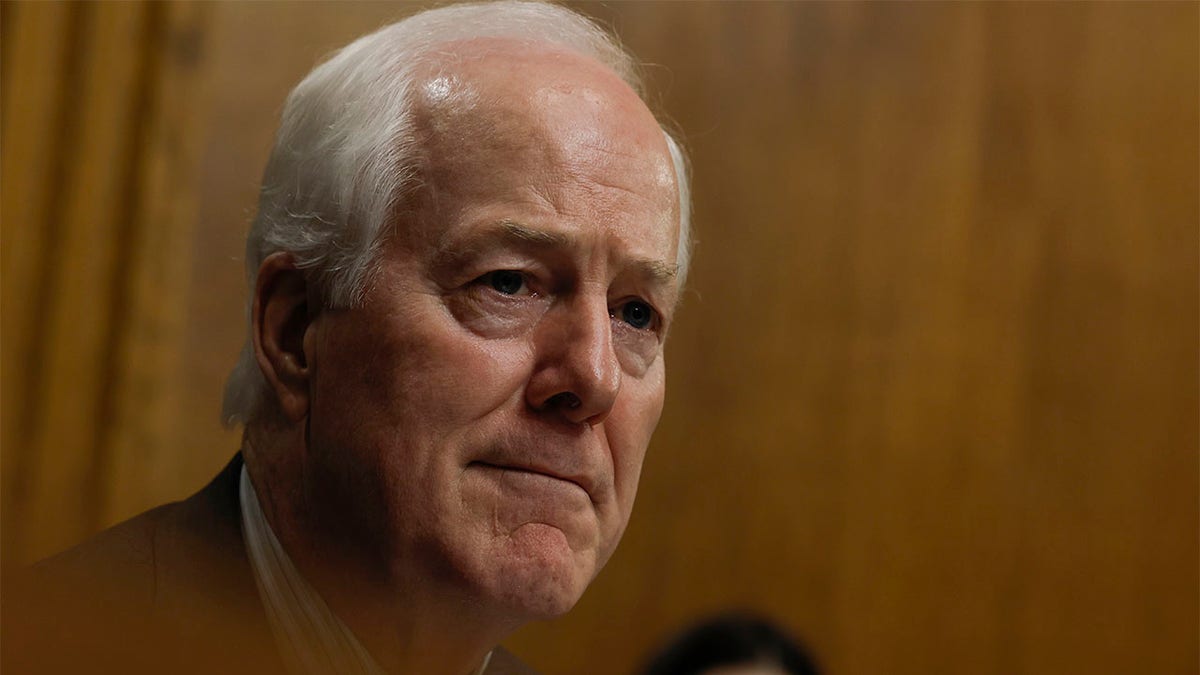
xmin=2 ymin=455 xmax=279 ymax=674
xmin=3 ymin=500 xmax=187 ymax=674
xmin=27 ymin=454 xmax=245 ymax=605
xmin=29 ymin=500 xmax=180 ymax=603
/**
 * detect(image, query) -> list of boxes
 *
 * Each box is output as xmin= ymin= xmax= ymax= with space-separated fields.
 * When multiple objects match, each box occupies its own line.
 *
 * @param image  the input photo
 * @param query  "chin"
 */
xmin=482 ymin=522 xmax=598 ymax=620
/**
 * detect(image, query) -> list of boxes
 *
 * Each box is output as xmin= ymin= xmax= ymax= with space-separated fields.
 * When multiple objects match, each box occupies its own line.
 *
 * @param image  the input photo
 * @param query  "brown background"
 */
xmin=3 ymin=2 xmax=1197 ymax=674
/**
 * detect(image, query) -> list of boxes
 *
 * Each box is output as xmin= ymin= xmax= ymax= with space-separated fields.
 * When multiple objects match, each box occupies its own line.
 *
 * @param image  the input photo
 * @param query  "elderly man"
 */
xmin=6 ymin=2 xmax=690 ymax=674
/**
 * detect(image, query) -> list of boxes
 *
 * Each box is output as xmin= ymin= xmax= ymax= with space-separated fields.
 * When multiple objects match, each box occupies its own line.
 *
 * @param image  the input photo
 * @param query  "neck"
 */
xmin=242 ymin=426 xmax=516 ymax=675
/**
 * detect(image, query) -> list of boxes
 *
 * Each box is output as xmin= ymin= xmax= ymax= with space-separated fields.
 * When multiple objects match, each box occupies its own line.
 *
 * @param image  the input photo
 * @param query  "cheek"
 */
xmin=305 ymin=312 xmax=538 ymax=520
xmin=608 ymin=368 xmax=666 ymax=508
xmin=352 ymin=321 xmax=533 ymax=428
xmin=305 ymin=312 xmax=538 ymax=539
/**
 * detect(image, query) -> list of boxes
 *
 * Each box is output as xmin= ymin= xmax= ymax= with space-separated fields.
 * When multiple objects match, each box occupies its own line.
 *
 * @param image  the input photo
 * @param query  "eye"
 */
xmin=619 ymin=300 xmax=656 ymax=330
xmin=481 ymin=270 xmax=527 ymax=295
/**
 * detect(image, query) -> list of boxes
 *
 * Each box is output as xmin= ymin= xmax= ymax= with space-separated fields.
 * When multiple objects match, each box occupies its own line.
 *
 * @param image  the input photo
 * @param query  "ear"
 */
xmin=252 ymin=252 xmax=314 ymax=423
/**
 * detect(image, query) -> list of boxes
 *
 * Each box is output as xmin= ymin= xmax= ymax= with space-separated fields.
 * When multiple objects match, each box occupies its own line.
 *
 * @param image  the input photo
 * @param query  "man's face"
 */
xmin=300 ymin=43 xmax=680 ymax=620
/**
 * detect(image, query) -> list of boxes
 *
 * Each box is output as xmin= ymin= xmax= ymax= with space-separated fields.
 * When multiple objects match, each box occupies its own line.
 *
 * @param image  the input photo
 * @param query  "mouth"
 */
xmin=469 ymin=461 xmax=594 ymax=502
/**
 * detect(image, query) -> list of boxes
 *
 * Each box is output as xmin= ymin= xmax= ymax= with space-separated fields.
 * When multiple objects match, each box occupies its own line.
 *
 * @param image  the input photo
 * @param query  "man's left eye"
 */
xmin=618 ymin=300 xmax=656 ymax=330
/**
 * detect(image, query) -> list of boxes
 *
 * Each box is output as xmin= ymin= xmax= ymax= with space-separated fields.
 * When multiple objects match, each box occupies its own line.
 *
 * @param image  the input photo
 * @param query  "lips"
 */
xmin=469 ymin=445 xmax=603 ymax=504
xmin=472 ymin=461 xmax=585 ymax=491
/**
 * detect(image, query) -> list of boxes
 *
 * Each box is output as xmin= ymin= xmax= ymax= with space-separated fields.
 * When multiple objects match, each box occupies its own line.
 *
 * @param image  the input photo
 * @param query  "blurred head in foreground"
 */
xmin=642 ymin=614 xmax=820 ymax=675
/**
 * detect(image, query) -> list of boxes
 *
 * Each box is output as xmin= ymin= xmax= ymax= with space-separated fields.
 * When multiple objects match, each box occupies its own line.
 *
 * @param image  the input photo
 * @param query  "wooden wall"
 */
xmin=2 ymin=0 xmax=212 ymax=567
xmin=2 ymin=2 xmax=1196 ymax=674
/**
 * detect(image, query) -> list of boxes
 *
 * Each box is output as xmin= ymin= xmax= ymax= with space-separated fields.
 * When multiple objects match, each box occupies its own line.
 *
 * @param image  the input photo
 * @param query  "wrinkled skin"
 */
xmin=249 ymin=39 xmax=681 ymax=674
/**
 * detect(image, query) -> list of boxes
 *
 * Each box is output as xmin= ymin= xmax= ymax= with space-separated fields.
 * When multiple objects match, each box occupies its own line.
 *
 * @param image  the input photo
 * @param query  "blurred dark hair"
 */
xmin=641 ymin=613 xmax=819 ymax=675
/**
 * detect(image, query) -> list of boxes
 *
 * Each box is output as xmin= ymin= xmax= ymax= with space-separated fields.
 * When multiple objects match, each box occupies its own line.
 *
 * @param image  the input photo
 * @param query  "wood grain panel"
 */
xmin=1 ymin=0 xmax=76 ymax=566
xmin=1 ymin=1 xmax=214 ymax=564
xmin=4 ymin=1 xmax=153 ymax=562
xmin=99 ymin=1 xmax=213 ymax=525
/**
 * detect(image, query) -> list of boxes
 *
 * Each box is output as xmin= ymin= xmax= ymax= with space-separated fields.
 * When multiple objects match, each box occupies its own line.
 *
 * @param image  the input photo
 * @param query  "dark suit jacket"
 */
xmin=3 ymin=454 xmax=538 ymax=675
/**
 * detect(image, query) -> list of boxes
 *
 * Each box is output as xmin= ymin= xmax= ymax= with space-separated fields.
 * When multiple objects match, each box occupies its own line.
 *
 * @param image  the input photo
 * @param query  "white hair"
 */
xmin=222 ymin=0 xmax=693 ymax=427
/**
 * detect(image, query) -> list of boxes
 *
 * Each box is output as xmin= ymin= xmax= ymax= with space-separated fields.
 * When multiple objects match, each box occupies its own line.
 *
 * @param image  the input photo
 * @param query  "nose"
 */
xmin=526 ymin=294 xmax=621 ymax=427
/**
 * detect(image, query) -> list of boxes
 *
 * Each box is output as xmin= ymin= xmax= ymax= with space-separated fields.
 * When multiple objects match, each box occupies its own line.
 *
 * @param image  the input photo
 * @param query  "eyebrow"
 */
xmin=439 ymin=219 xmax=679 ymax=284
xmin=638 ymin=258 xmax=680 ymax=284
xmin=499 ymin=219 xmax=566 ymax=246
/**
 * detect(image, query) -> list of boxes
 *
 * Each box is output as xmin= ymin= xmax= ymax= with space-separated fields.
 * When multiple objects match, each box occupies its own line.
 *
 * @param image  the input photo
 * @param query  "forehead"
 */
xmin=397 ymin=39 xmax=680 ymax=263
xmin=414 ymin=37 xmax=658 ymax=140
